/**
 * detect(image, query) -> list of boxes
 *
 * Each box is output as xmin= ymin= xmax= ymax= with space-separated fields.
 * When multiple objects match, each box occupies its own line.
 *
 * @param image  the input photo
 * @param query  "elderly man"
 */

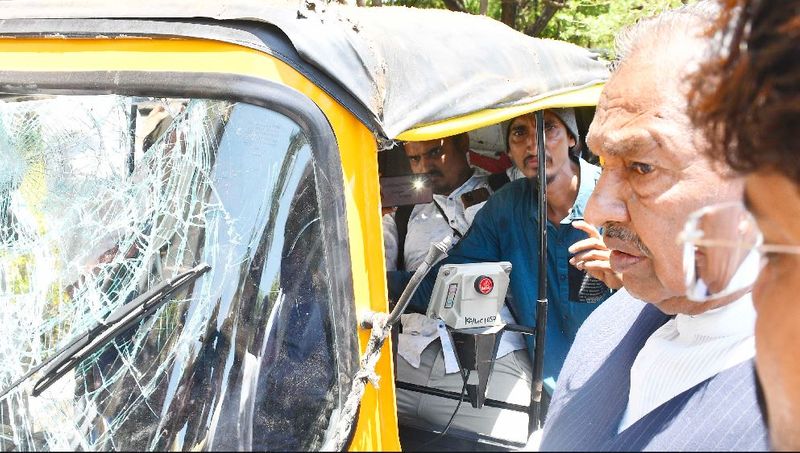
xmin=389 ymin=108 xmax=617 ymax=444
xmin=540 ymin=3 xmax=769 ymax=450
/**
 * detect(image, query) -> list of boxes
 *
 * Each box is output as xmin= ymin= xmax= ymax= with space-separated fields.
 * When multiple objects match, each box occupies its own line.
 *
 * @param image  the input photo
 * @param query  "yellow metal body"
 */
xmin=396 ymin=83 xmax=604 ymax=142
xmin=0 ymin=35 xmax=605 ymax=451
xmin=0 ymin=37 xmax=399 ymax=451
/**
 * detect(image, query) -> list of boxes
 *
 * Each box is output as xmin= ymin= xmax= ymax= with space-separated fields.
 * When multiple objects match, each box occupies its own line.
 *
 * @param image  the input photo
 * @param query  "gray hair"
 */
xmin=612 ymin=1 xmax=721 ymax=72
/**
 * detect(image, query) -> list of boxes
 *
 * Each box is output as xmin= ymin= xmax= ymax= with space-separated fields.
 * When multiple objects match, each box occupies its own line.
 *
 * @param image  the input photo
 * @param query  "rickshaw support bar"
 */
xmin=395 ymin=381 xmax=530 ymax=413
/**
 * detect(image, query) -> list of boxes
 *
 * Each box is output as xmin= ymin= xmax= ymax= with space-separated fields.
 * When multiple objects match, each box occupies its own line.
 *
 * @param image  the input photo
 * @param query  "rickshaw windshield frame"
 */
xmin=0 ymin=69 xmax=360 ymax=451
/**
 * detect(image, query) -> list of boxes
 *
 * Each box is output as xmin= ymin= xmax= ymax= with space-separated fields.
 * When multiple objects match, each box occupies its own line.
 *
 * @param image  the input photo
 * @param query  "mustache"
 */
xmin=524 ymin=154 xmax=551 ymax=164
xmin=426 ymin=170 xmax=444 ymax=178
xmin=602 ymin=222 xmax=652 ymax=257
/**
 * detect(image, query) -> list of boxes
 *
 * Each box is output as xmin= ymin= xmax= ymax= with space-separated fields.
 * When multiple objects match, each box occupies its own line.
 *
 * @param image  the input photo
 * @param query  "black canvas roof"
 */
xmin=0 ymin=0 xmax=610 ymax=139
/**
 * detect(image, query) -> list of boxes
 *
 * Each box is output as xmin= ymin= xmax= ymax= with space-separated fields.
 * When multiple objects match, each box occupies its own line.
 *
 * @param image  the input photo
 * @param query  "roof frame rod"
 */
xmin=529 ymin=109 xmax=549 ymax=436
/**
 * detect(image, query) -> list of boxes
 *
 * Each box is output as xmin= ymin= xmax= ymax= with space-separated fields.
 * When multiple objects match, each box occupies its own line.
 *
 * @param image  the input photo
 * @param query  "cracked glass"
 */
xmin=0 ymin=94 xmax=357 ymax=451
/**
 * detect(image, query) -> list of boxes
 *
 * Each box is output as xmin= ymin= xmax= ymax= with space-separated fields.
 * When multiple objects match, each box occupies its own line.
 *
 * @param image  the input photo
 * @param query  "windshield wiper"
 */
xmin=0 ymin=263 xmax=211 ymax=400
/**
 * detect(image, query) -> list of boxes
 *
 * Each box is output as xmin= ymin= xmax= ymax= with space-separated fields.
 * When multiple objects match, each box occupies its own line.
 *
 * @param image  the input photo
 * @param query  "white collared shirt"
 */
xmin=618 ymin=293 xmax=757 ymax=432
xmin=384 ymin=171 xmax=527 ymax=372
xmin=383 ymin=172 xmax=489 ymax=272
xmin=506 ymin=165 xmax=525 ymax=182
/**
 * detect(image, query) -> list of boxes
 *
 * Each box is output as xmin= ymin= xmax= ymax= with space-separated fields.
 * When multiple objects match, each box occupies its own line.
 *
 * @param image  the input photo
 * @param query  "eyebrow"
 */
xmin=405 ymin=141 xmax=443 ymax=158
xmin=596 ymin=131 xmax=659 ymax=158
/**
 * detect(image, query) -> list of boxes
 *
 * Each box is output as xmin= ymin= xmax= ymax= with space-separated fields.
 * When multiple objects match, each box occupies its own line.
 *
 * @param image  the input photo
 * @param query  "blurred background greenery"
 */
xmin=358 ymin=0 xmax=693 ymax=59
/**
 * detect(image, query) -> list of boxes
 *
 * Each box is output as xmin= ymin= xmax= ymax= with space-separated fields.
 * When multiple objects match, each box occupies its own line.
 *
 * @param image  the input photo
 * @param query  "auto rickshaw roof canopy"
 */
xmin=0 ymin=0 xmax=610 ymax=141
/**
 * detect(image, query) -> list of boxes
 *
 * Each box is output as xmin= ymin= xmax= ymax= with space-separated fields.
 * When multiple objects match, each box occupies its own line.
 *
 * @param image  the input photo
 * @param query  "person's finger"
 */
xmin=583 ymin=260 xmax=613 ymax=273
xmin=583 ymin=267 xmax=611 ymax=282
xmin=572 ymin=249 xmax=611 ymax=263
xmin=582 ymin=264 xmax=624 ymax=290
xmin=571 ymin=220 xmax=602 ymax=239
xmin=568 ymin=236 xmax=607 ymax=254
xmin=569 ymin=257 xmax=585 ymax=270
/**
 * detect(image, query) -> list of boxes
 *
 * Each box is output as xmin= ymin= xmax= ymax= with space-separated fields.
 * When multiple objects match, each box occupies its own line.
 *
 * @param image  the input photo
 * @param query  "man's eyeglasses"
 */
xmin=678 ymin=202 xmax=800 ymax=302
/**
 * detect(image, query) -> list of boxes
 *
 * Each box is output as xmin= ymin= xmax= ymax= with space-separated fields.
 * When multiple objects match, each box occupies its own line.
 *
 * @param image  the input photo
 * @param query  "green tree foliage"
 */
xmin=383 ymin=0 xmax=692 ymax=57
xmin=532 ymin=0 xmax=689 ymax=54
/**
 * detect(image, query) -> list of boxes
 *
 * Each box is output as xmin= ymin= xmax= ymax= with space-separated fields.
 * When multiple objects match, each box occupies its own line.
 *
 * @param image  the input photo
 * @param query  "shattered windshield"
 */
xmin=0 ymin=94 xmax=357 ymax=451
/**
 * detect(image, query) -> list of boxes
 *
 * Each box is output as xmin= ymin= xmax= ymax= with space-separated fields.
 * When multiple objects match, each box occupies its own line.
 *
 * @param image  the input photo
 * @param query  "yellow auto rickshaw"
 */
xmin=0 ymin=1 xmax=607 ymax=450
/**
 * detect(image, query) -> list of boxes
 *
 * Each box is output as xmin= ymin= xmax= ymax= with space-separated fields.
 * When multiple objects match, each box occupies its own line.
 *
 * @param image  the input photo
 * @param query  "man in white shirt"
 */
xmin=540 ymin=3 xmax=768 ymax=450
xmin=383 ymin=133 xmax=531 ymax=443
xmin=383 ymin=133 xmax=492 ymax=273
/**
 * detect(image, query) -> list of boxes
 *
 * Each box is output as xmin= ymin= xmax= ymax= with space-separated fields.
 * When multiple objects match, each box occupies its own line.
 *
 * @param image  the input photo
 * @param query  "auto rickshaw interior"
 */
xmin=378 ymin=106 xmax=598 ymax=179
xmin=377 ymin=105 xmax=598 ymax=451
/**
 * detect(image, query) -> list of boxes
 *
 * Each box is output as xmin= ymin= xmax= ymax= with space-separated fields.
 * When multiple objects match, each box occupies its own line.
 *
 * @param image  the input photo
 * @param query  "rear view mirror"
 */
xmin=380 ymin=174 xmax=433 ymax=207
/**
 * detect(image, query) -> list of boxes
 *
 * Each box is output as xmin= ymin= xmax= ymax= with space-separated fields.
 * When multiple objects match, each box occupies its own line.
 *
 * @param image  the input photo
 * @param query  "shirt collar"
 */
xmin=506 ymin=165 xmax=525 ymax=182
xmin=433 ymin=171 xmax=484 ymax=203
xmin=570 ymin=157 xmax=600 ymax=222
xmin=675 ymin=292 xmax=756 ymax=339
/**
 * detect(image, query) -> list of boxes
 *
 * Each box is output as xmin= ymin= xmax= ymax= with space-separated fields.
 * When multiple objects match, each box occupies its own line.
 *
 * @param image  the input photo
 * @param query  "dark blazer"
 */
xmin=540 ymin=289 xmax=769 ymax=451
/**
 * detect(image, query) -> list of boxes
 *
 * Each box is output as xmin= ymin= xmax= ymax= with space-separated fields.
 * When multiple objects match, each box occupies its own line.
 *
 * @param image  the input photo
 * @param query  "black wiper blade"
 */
xmin=0 ymin=263 xmax=210 ymax=400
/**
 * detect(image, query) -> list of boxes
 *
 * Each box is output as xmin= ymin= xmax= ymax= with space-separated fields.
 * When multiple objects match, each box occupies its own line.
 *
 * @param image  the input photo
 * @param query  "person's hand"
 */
xmin=568 ymin=220 xmax=623 ymax=290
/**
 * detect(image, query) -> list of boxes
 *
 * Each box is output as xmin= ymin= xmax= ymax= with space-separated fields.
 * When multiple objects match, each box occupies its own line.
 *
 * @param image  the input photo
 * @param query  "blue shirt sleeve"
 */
xmin=386 ymin=193 xmax=505 ymax=313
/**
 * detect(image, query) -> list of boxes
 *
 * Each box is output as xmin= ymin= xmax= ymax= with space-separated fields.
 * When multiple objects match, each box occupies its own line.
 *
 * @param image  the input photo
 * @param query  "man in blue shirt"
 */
xmin=388 ymin=107 xmax=619 ymax=404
